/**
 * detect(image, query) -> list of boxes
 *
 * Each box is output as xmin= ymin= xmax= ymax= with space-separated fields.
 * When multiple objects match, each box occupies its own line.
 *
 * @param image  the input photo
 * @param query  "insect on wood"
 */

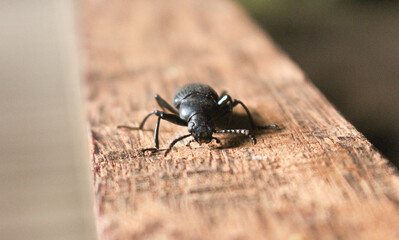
xmin=118 ymin=83 xmax=279 ymax=155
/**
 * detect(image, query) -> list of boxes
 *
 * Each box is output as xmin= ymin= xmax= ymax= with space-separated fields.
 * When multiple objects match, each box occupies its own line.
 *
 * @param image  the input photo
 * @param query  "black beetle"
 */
xmin=118 ymin=83 xmax=278 ymax=156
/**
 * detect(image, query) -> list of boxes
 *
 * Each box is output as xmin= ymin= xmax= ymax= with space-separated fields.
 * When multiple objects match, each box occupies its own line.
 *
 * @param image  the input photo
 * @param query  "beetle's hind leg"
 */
xmin=219 ymin=96 xmax=279 ymax=130
xmin=233 ymin=100 xmax=279 ymax=130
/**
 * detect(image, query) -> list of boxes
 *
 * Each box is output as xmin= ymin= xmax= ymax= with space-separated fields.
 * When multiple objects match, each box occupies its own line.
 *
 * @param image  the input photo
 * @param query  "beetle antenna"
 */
xmin=117 ymin=125 xmax=141 ymax=130
xmin=212 ymin=137 xmax=221 ymax=143
xmin=165 ymin=134 xmax=192 ymax=156
xmin=215 ymin=129 xmax=257 ymax=144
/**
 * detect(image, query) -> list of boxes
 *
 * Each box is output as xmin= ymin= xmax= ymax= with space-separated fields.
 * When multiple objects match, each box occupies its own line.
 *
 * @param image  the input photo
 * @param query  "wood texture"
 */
xmin=79 ymin=0 xmax=399 ymax=239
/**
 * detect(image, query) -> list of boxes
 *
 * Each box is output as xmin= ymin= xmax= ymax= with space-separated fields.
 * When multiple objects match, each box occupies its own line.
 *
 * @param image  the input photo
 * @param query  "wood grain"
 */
xmin=79 ymin=0 xmax=399 ymax=239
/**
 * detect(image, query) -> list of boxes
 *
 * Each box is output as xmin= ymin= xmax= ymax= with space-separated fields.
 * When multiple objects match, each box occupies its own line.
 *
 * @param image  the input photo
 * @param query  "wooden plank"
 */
xmin=79 ymin=0 xmax=399 ymax=239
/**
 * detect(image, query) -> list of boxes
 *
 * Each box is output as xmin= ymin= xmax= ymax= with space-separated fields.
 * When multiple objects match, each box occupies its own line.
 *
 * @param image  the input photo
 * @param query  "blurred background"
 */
xmin=236 ymin=0 xmax=399 ymax=165
xmin=0 ymin=1 xmax=95 ymax=239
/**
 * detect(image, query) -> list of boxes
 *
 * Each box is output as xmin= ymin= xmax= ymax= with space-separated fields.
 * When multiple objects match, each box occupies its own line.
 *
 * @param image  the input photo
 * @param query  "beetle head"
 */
xmin=188 ymin=114 xmax=214 ymax=144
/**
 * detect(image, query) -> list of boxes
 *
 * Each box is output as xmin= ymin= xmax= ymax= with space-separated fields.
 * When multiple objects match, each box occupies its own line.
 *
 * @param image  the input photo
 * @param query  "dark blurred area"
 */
xmin=237 ymin=0 xmax=399 ymax=165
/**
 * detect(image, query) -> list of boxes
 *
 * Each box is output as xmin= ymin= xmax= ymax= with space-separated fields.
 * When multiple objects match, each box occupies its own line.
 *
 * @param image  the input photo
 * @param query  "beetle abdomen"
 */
xmin=173 ymin=83 xmax=218 ymax=108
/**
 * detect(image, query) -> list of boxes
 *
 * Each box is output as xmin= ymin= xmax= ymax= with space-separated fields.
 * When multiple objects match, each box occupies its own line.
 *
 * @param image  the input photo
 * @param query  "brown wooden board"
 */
xmin=79 ymin=0 xmax=399 ymax=239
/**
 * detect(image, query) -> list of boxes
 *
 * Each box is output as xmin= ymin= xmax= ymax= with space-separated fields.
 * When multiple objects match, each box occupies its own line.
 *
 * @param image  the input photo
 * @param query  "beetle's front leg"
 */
xmin=119 ymin=110 xmax=187 ymax=149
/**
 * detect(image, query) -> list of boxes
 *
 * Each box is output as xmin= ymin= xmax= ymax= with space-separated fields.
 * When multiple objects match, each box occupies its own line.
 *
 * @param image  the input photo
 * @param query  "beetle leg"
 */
xmin=214 ymin=94 xmax=235 ymax=124
xmin=229 ymin=100 xmax=257 ymax=129
xmin=153 ymin=116 xmax=162 ymax=148
xmin=219 ymin=90 xmax=228 ymax=98
xmin=230 ymin=100 xmax=279 ymax=130
xmin=149 ymin=111 xmax=188 ymax=149
xmin=139 ymin=111 xmax=159 ymax=129
xmin=216 ymin=95 xmax=279 ymax=130
xmin=217 ymin=94 xmax=233 ymax=108
xmin=116 ymin=111 xmax=155 ymax=130
xmin=120 ymin=110 xmax=186 ymax=130
xmin=118 ymin=110 xmax=187 ymax=149
xmin=140 ymin=148 xmax=158 ymax=154
xmin=217 ymin=95 xmax=252 ymax=127
xmin=154 ymin=94 xmax=179 ymax=115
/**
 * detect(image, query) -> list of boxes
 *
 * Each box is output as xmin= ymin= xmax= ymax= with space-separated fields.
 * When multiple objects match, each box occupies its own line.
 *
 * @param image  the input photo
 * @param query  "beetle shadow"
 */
xmin=213 ymin=112 xmax=281 ymax=149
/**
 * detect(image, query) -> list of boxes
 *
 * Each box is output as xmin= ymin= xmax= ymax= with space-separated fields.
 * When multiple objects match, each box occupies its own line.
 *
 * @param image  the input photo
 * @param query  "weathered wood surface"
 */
xmin=79 ymin=0 xmax=399 ymax=239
